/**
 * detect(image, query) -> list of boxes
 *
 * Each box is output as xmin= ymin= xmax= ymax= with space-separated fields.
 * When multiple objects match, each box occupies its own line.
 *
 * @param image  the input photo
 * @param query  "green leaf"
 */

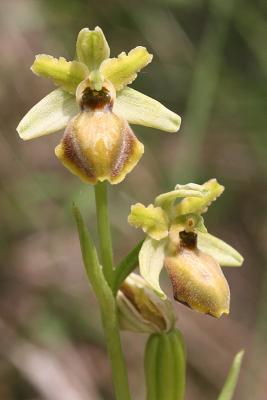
xmin=139 ymin=237 xmax=167 ymax=298
xmin=197 ymin=232 xmax=244 ymax=267
xmin=114 ymin=87 xmax=181 ymax=133
xmin=17 ymin=88 xmax=78 ymax=140
xmin=218 ymin=350 xmax=244 ymax=400
xmin=175 ymin=179 xmax=224 ymax=216
xmin=73 ymin=204 xmax=114 ymax=308
xmin=113 ymin=240 xmax=144 ymax=294
xmin=155 ymin=183 xmax=205 ymax=210
xmin=76 ymin=27 xmax=110 ymax=71
xmin=31 ymin=54 xmax=89 ymax=94
xmin=128 ymin=203 xmax=169 ymax=240
xmin=100 ymin=46 xmax=153 ymax=91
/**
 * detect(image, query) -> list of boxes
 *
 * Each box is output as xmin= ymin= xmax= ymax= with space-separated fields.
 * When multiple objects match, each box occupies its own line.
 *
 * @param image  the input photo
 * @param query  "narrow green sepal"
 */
xmin=76 ymin=27 xmax=110 ymax=71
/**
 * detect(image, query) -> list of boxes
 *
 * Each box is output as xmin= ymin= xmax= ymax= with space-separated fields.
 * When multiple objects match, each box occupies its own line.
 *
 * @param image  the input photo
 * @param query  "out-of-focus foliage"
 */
xmin=0 ymin=0 xmax=266 ymax=399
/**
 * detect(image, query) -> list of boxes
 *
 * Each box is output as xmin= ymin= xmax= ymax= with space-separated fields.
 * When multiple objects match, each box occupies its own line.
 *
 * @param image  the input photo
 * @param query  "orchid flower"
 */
xmin=17 ymin=27 xmax=181 ymax=184
xmin=128 ymin=179 xmax=244 ymax=318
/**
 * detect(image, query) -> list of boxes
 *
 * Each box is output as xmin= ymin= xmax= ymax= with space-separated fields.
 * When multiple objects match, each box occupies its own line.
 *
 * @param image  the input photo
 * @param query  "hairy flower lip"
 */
xmin=164 ymin=247 xmax=230 ymax=318
xmin=55 ymin=109 xmax=144 ymax=185
xmin=76 ymin=79 xmax=116 ymax=111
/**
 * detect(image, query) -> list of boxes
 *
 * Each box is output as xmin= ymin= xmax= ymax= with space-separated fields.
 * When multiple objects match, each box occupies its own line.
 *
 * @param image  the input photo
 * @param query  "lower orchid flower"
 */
xmin=128 ymin=179 xmax=244 ymax=318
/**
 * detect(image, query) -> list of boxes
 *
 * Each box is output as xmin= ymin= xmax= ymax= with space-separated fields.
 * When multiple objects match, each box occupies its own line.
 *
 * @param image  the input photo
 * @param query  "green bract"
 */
xmin=128 ymin=179 xmax=244 ymax=317
xmin=16 ymin=26 xmax=181 ymax=185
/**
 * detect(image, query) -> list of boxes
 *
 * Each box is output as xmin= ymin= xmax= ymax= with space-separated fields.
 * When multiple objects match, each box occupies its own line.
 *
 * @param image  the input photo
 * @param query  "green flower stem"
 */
xmin=74 ymin=205 xmax=131 ymax=400
xmin=94 ymin=181 xmax=114 ymax=287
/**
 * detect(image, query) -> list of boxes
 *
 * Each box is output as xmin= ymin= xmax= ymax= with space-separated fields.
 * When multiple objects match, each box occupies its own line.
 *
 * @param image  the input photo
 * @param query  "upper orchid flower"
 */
xmin=17 ymin=27 xmax=181 ymax=184
xmin=128 ymin=179 xmax=244 ymax=318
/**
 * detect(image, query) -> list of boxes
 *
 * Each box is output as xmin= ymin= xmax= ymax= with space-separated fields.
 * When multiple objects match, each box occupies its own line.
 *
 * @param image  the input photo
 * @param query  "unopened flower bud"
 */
xmin=55 ymin=79 xmax=144 ymax=184
xmin=165 ymin=225 xmax=230 ymax=318
xmin=117 ymin=273 xmax=176 ymax=333
xmin=145 ymin=329 xmax=186 ymax=400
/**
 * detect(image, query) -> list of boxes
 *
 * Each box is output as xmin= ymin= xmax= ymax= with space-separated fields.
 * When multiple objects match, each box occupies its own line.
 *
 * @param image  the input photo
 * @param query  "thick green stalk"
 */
xmin=94 ymin=181 xmax=114 ymax=286
xmin=74 ymin=205 xmax=131 ymax=400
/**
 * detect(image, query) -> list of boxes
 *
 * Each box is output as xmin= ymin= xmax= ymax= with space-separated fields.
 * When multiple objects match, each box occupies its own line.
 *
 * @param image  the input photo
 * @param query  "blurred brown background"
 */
xmin=0 ymin=0 xmax=267 ymax=399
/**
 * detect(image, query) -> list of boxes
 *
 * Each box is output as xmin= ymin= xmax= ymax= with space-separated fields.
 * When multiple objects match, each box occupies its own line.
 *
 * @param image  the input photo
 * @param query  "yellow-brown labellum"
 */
xmin=165 ymin=227 xmax=230 ymax=318
xmin=55 ymin=80 xmax=144 ymax=184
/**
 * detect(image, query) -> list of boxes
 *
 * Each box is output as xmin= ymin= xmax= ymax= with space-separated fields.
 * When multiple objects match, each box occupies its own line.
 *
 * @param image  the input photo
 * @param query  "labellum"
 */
xmin=55 ymin=79 xmax=144 ymax=184
xmin=164 ymin=225 xmax=230 ymax=318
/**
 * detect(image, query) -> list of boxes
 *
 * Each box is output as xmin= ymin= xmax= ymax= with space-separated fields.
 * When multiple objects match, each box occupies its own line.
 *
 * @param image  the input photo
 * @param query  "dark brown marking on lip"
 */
xmin=62 ymin=122 xmax=95 ymax=179
xmin=110 ymin=121 xmax=136 ymax=178
xmin=80 ymin=87 xmax=113 ymax=111
xmin=179 ymin=230 xmax=197 ymax=249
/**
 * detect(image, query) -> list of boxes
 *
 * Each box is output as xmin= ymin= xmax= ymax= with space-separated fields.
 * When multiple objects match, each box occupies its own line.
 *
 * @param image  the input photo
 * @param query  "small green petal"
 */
xmin=76 ymin=27 xmax=110 ymax=71
xmin=31 ymin=54 xmax=89 ymax=94
xmin=100 ymin=46 xmax=153 ymax=91
xmin=139 ymin=237 xmax=167 ymax=298
xmin=114 ymin=87 xmax=181 ymax=132
xmin=175 ymin=179 xmax=224 ymax=216
xmin=155 ymin=184 xmax=205 ymax=210
xmin=197 ymin=232 xmax=244 ymax=267
xmin=17 ymin=88 xmax=78 ymax=140
xmin=128 ymin=203 xmax=169 ymax=240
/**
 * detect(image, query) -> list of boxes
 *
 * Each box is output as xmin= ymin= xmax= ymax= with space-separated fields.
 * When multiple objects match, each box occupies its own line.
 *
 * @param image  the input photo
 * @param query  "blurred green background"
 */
xmin=0 ymin=0 xmax=267 ymax=399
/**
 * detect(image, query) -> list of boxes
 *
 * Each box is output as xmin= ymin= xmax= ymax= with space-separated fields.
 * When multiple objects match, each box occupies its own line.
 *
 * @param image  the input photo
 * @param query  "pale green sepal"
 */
xmin=100 ymin=46 xmax=153 ymax=91
xmin=76 ymin=27 xmax=110 ymax=71
xmin=128 ymin=203 xmax=169 ymax=240
xmin=218 ymin=350 xmax=244 ymax=400
xmin=114 ymin=87 xmax=181 ymax=133
xmin=176 ymin=179 xmax=224 ymax=216
xmin=155 ymin=184 xmax=205 ymax=210
xmin=197 ymin=232 xmax=244 ymax=267
xmin=31 ymin=54 xmax=89 ymax=94
xmin=17 ymin=88 xmax=78 ymax=140
xmin=139 ymin=237 xmax=167 ymax=298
